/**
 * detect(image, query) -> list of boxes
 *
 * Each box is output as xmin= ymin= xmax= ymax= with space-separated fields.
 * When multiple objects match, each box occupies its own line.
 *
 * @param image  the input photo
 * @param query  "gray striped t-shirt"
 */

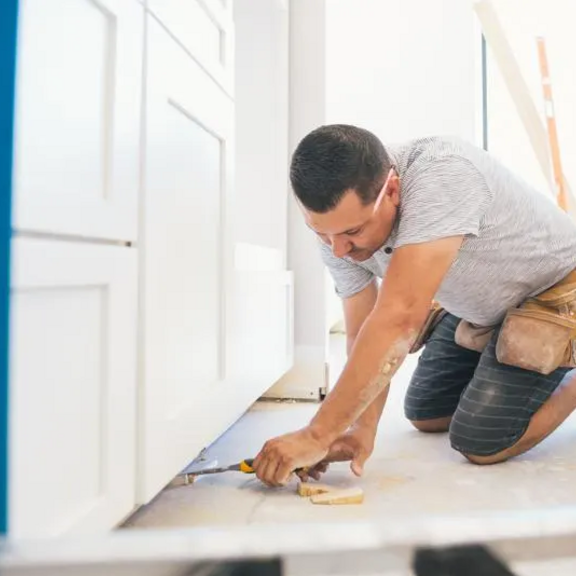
xmin=321 ymin=136 xmax=576 ymax=326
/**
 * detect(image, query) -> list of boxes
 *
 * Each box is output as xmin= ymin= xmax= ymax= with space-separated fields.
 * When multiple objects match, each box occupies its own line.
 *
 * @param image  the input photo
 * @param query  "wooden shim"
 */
xmin=297 ymin=482 xmax=333 ymax=497
xmin=310 ymin=487 xmax=364 ymax=505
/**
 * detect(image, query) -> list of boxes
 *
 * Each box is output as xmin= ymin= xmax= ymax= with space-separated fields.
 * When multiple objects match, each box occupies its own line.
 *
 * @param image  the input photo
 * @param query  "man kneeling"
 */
xmin=251 ymin=125 xmax=576 ymax=486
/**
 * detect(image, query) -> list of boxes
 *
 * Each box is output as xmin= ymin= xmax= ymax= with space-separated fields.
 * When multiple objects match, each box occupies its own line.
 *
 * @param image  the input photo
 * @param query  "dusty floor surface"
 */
xmin=124 ymin=339 xmax=576 ymax=531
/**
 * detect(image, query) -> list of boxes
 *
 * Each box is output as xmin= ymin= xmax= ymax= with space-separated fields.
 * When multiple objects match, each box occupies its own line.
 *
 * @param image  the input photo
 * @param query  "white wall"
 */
xmin=234 ymin=0 xmax=289 ymax=262
xmin=325 ymin=0 xmax=480 ymax=144
xmin=288 ymin=0 xmax=328 ymax=363
xmin=271 ymin=0 xmax=481 ymax=398
xmin=485 ymin=0 xmax=575 ymax=200
xmin=323 ymin=0 xmax=480 ymax=338
xmin=265 ymin=0 xmax=328 ymax=400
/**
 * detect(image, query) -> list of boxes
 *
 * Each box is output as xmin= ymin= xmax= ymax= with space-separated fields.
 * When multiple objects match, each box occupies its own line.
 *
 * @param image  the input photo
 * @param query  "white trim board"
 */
xmin=473 ymin=0 xmax=576 ymax=216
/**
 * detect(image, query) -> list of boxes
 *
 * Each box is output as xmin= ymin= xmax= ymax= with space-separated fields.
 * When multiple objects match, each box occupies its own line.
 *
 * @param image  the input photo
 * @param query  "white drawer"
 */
xmin=147 ymin=0 xmax=234 ymax=97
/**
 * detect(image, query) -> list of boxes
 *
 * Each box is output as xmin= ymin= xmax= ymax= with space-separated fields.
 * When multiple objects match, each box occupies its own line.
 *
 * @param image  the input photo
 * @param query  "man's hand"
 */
xmin=298 ymin=424 xmax=376 ymax=481
xmin=252 ymin=426 xmax=329 ymax=487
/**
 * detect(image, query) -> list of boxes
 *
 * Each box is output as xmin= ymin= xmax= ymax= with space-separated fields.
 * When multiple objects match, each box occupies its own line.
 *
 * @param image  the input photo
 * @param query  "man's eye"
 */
xmin=347 ymin=228 xmax=362 ymax=236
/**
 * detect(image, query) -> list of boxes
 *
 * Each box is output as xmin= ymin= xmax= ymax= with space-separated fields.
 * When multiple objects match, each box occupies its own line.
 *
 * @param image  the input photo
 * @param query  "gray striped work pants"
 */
xmin=404 ymin=313 xmax=575 ymax=456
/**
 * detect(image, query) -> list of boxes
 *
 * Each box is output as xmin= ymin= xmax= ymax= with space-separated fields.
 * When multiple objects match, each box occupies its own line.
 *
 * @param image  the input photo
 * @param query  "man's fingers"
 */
xmin=275 ymin=458 xmax=294 ymax=486
xmin=309 ymin=462 xmax=329 ymax=480
xmin=257 ymin=459 xmax=275 ymax=487
xmin=252 ymin=429 xmax=332 ymax=486
xmin=308 ymin=469 xmax=322 ymax=481
xmin=253 ymin=443 xmax=278 ymax=486
xmin=326 ymin=440 xmax=357 ymax=462
xmin=303 ymin=460 xmax=330 ymax=481
xmin=252 ymin=439 xmax=271 ymax=473
xmin=351 ymin=450 xmax=369 ymax=477
xmin=255 ymin=444 xmax=293 ymax=486
xmin=265 ymin=460 xmax=285 ymax=486
xmin=296 ymin=469 xmax=309 ymax=482
xmin=350 ymin=461 xmax=363 ymax=477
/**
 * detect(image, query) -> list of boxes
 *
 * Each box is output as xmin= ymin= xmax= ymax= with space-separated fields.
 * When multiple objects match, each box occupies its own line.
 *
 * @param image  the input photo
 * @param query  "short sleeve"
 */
xmin=395 ymin=155 xmax=493 ymax=248
xmin=319 ymin=242 xmax=375 ymax=299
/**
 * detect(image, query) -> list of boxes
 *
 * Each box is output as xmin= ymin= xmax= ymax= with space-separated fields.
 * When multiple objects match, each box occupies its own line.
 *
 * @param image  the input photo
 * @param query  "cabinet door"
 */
xmin=12 ymin=0 xmax=143 ymax=242
xmin=139 ymin=18 xmax=236 ymax=501
xmin=9 ymin=238 xmax=137 ymax=538
xmin=147 ymin=0 xmax=234 ymax=96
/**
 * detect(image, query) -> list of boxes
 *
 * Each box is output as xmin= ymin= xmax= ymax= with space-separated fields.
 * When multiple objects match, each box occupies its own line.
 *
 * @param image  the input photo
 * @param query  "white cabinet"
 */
xmin=9 ymin=0 xmax=143 ymax=538
xmin=138 ymin=17 xmax=236 ymax=501
xmin=9 ymin=238 xmax=138 ymax=539
xmin=13 ymin=0 xmax=143 ymax=242
xmin=138 ymin=5 xmax=295 ymax=502
xmin=147 ymin=0 xmax=234 ymax=96
xmin=9 ymin=0 xmax=294 ymax=531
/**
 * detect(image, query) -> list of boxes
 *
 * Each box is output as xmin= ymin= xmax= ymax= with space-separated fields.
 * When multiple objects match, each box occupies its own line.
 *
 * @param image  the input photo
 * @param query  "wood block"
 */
xmin=310 ymin=487 xmax=364 ymax=505
xmin=297 ymin=482 xmax=333 ymax=497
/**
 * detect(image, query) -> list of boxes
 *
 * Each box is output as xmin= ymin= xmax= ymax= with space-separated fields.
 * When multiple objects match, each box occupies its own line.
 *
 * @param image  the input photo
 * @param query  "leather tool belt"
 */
xmin=456 ymin=268 xmax=576 ymax=375
xmin=410 ymin=268 xmax=576 ymax=375
xmin=409 ymin=302 xmax=447 ymax=355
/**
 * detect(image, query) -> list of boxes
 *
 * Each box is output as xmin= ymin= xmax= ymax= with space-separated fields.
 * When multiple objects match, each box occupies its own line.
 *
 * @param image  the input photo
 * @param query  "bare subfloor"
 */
xmin=124 ymin=341 xmax=576 ymax=531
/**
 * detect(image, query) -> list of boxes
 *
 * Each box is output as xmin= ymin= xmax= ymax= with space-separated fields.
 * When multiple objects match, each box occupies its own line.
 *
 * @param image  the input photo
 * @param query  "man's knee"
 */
xmin=461 ymin=451 xmax=508 ymax=465
xmin=409 ymin=416 xmax=452 ymax=433
xmin=448 ymin=408 xmax=521 ymax=465
xmin=450 ymin=433 xmax=511 ymax=465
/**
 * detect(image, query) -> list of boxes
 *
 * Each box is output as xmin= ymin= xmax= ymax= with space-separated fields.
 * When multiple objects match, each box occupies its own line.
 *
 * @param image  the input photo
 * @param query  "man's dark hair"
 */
xmin=289 ymin=124 xmax=391 ymax=213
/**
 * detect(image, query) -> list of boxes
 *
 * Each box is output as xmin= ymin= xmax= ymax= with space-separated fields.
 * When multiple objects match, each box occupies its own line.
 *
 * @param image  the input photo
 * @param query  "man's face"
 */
xmin=302 ymin=170 xmax=400 ymax=261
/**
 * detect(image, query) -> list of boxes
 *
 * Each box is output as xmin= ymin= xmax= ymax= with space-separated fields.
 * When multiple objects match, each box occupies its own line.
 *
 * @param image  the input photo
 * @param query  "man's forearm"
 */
xmin=354 ymin=386 xmax=389 ymax=431
xmin=310 ymin=312 xmax=419 ymax=444
xmin=346 ymin=336 xmax=389 ymax=432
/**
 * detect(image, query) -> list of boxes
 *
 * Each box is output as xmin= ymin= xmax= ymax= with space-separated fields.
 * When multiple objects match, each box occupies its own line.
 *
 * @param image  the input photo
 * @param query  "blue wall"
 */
xmin=0 ymin=0 xmax=18 ymax=535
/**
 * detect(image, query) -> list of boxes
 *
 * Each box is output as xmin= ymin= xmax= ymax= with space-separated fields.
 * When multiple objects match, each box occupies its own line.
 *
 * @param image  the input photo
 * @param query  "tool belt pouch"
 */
xmin=409 ymin=303 xmax=447 ymax=354
xmin=454 ymin=321 xmax=495 ymax=353
xmin=495 ymin=270 xmax=576 ymax=375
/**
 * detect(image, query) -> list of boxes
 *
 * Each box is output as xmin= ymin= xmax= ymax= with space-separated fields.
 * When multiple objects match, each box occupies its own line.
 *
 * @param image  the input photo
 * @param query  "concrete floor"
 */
xmin=124 ymin=339 xmax=576 ymax=531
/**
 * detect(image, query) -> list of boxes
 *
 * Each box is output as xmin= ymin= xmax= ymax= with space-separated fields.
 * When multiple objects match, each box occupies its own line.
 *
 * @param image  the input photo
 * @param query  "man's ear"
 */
xmin=387 ymin=175 xmax=400 ymax=207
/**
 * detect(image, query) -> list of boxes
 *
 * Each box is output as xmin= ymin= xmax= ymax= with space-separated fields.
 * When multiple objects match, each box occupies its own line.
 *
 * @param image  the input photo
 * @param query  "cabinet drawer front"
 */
xmin=147 ymin=0 xmax=234 ymax=96
xmin=139 ymin=18 xmax=236 ymax=500
xmin=13 ymin=0 xmax=143 ymax=241
xmin=10 ymin=238 xmax=138 ymax=537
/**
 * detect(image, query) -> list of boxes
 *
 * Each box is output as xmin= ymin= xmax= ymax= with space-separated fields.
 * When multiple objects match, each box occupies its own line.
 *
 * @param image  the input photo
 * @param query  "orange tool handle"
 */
xmin=239 ymin=459 xmax=255 ymax=473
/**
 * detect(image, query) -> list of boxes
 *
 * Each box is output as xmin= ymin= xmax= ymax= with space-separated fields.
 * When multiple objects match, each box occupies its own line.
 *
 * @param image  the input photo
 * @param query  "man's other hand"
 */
xmin=298 ymin=425 xmax=376 ymax=481
xmin=252 ymin=427 xmax=329 ymax=487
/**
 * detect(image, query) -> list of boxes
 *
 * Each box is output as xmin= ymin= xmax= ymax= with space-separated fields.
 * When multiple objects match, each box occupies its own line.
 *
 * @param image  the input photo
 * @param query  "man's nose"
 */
xmin=331 ymin=236 xmax=351 ymax=258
